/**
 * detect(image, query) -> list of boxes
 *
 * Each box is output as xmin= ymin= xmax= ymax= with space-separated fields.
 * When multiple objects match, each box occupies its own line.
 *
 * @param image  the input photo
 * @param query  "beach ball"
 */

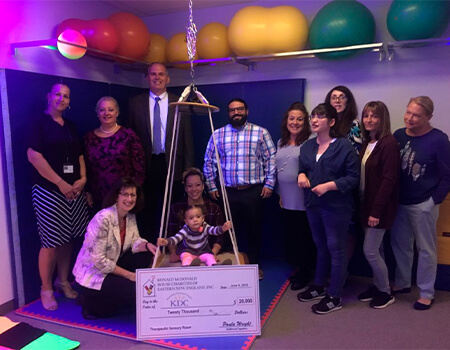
xmin=309 ymin=0 xmax=376 ymax=60
xmin=144 ymin=33 xmax=168 ymax=63
xmin=108 ymin=12 xmax=151 ymax=60
xmin=387 ymin=1 xmax=450 ymax=41
xmin=197 ymin=22 xmax=231 ymax=59
xmin=57 ymin=29 xmax=87 ymax=60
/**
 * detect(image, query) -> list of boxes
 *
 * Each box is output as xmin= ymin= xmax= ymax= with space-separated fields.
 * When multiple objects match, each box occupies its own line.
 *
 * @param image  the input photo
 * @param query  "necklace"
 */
xmin=100 ymin=123 xmax=118 ymax=134
xmin=277 ymin=146 xmax=296 ymax=173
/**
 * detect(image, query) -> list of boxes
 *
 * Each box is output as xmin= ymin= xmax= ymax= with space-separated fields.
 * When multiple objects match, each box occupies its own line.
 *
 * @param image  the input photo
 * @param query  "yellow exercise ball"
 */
xmin=197 ymin=22 xmax=232 ymax=59
xmin=144 ymin=33 xmax=167 ymax=63
xmin=228 ymin=6 xmax=268 ymax=56
xmin=166 ymin=32 xmax=199 ymax=69
xmin=267 ymin=6 xmax=308 ymax=53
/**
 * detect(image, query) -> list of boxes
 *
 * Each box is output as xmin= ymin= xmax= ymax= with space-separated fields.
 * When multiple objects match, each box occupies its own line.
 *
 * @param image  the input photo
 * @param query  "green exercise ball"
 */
xmin=387 ymin=1 xmax=450 ymax=41
xmin=309 ymin=0 xmax=376 ymax=60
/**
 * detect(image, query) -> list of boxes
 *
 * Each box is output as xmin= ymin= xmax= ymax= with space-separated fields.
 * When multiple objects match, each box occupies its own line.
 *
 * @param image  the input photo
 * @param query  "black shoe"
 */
xmin=413 ymin=299 xmax=434 ymax=310
xmin=297 ymin=285 xmax=325 ymax=302
xmin=370 ymin=292 xmax=395 ymax=309
xmin=392 ymin=287 xmax=411 ymax=295
xmin=358 ymin=285 xmax=379 ymax=302
xmin=311 ymin=295 xmax=342 ymax=314
xmin=290 ymin=279 xmax=308 ymax=291
xmin=80 ymin=296 xmax=98 ymax=320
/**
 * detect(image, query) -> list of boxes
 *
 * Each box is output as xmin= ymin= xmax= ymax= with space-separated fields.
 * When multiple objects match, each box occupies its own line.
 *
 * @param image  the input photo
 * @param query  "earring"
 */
xmin=67 ymin=105 xmax=71 ymax=110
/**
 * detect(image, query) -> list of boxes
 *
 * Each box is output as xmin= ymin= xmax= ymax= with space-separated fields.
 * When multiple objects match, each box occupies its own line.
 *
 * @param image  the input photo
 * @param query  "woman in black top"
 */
xmin=27 ymin=83 xmax=89 ymax=311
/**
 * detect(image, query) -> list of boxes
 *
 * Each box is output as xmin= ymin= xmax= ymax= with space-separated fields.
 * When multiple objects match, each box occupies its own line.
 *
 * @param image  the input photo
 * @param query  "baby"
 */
xmin=157 ymin=205 xmax=232 ymax=266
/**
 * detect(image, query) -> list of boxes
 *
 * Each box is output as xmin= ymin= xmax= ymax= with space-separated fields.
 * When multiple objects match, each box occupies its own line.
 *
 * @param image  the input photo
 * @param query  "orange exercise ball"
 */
xmin=166 ymin=32 xmax=199 ymax=69
xmin=107 ymin=12 xmax=151 ymax=60
xmin=266 ymin=6 xmax=308 ymax=54
xmin=83 ymin=19 xmax=119 ymax=54
xmin=228 ymin=6 xmax=267 ymax=56
xmin=197 ymin=22 xmax=231 ymax=59
xmin=56 ymin=18 xmax=86 ymax=36
xmin=144 ymin=33 xmax=167 ymax=63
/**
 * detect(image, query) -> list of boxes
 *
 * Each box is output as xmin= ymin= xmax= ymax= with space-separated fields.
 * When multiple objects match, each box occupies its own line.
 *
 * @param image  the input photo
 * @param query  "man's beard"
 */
xmin=229 ymin=113 xmax=247 ymax=127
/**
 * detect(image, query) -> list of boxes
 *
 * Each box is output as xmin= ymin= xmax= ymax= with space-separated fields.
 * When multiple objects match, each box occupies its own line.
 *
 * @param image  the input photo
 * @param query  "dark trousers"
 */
xmin=281 ymin=208 xmax=316 ymax=281
xmin=81 ymin=250 xmax=152 ymax=318
xmin=138 ymin=154 xmax=183 ymax=242
xmin=306 ymin=206 xmax=351 ymax=298
xmin=226 ymin=185 xmax=264 ymax=264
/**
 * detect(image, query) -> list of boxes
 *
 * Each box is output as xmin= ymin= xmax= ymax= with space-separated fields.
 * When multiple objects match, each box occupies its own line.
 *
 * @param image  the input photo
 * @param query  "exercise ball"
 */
xmin=56 ymin=18 xmax=86 ymax=36
xmin=266 ymin=6 xmax=308 ymax=54
xmin=228 ymin=6 xmax=267 ymax=56
xmin=144 ymin=33 xmax=168 ymax=63
xmin=166 ymin=32 xmax=199 ymax=69
xmin=309 ymin=0 xmax=376 ymax=60
xmin=107 ymin=12 xmax=151 ymax=60
xmin=387 ymin=1 xmax=450 ymax=41
xmin=197 ymin=22 xmax=231 ymax=59
xmin=57 ymin=29 xmax=87 ymax=60
xmin=82 ymin=19 xmax=119 ymax=53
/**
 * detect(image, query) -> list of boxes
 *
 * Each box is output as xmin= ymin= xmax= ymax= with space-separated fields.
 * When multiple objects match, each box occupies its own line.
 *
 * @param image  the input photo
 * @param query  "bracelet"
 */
xmin=145 ymin=242 xmax=151 ymax=252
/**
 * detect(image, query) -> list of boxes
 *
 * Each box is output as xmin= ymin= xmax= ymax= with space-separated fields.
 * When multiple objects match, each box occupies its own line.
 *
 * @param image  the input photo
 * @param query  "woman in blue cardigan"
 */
xmin=297 ymin=103 xmax=359 ymax=314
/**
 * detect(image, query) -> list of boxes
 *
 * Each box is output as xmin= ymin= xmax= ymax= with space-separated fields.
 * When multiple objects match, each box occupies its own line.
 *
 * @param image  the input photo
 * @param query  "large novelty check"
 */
xmin=136 ymin=265 xmax=260 ymax=339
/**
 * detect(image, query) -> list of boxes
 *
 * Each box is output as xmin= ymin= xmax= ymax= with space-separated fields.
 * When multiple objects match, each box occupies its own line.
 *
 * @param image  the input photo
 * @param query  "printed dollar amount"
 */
xmin=237 ymin=297 xmax=254 ymax=305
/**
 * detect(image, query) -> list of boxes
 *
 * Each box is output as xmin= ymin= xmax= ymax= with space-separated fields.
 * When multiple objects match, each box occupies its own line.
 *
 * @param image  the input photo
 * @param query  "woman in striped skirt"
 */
xmin=27 ymin=83 xmax=89 ymax=311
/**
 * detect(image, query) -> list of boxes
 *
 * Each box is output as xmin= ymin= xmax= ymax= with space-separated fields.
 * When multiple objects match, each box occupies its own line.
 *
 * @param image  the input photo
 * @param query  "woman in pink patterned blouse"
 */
xmin=84 ymin=96 xmax=145 ymax=213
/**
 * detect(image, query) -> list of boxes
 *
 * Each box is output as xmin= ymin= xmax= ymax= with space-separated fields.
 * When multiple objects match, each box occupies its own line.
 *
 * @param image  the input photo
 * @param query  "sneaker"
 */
xmin=358 ymin=285 xmax=379 ymax=302
xmin=297 ymin=285 xmax=325 ymax=302
xmin=370 ymin=292 xmax=395 ymax=309
xmin=392 ymin=287 xmax=411 ymax=295
xmin=312 ymin=295 xmax=342 ymax=314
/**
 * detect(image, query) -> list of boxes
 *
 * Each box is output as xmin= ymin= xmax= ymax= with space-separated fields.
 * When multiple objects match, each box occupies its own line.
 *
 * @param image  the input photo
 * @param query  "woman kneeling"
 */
xmin=73 ymin=177 xmax=156 ymax=318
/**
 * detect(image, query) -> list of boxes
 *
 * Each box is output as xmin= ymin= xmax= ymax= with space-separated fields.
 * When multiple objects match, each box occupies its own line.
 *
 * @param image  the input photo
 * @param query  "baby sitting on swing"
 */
xmin=157 ymin=205 xmax=232 ymax=266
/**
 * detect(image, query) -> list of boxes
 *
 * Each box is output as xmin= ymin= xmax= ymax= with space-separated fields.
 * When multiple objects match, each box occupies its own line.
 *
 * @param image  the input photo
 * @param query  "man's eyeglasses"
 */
xmin=228 ymin=107 xmax=246 ymax=113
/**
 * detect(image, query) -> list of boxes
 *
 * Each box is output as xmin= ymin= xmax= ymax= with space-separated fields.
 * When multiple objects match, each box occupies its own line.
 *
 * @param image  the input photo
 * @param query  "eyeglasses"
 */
xmin=330 ymin=95 xmax=347 ymax=102
xmin=119 ymin=192 xmax=137 ymax=199
xmin=309 ymin=115 xmax=328 ymax=121
xmin=228 ymin=106 xmax=246 ymax=113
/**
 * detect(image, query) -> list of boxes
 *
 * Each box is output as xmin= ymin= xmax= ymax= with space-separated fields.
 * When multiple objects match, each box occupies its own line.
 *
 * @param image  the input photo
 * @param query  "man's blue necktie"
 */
xmin=153 ymin=96 xmax=161 ymax=154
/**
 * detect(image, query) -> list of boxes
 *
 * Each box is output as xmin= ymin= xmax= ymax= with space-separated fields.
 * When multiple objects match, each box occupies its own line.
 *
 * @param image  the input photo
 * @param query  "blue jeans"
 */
xmin=306 ymin=206 xmax=351 ymax=298
xmin=391 ymin=197 xmax=439 ymax=299
xmin=363 ymin=227 xmax=390 ymax=294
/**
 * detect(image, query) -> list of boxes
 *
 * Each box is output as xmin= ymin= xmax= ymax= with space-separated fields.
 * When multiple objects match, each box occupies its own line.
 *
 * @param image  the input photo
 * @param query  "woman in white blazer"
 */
xmin=73 ymin=177 xmax=156 ymax=319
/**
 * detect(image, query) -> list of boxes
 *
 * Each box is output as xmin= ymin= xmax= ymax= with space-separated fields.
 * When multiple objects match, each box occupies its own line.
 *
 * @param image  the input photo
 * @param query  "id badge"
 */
xmin=63 ymin=164 xmax=74 ymax=174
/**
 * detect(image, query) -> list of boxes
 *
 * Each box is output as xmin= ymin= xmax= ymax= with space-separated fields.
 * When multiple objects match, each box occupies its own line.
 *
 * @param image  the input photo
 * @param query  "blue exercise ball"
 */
xmin=387 ymin=1 xmax=450 ymax=41
xmin=309 ymin=0 xmax=376 ymax=60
